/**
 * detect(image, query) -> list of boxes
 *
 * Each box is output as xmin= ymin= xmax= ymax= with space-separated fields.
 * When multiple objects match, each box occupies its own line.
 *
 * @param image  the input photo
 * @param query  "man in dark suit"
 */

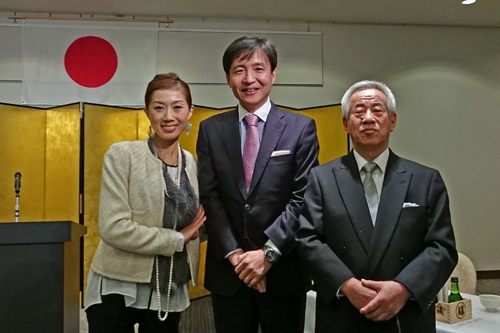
xmin=296 ymin=80 xmax=458 ymax=333
xmin=197 ymin=36 xmax=319 ymax=333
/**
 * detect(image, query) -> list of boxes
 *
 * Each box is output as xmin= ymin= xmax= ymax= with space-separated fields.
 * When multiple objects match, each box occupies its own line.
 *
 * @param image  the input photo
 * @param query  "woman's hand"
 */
xmin=180 ymin=205 xmax=206 ymax=244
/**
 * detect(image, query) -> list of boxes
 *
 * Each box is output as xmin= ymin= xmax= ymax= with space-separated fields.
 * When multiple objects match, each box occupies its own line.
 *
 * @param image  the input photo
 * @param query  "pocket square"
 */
xmin=403 ymin=202 xmax=419 ymax=208
xmin=271 ymin=150 xmax=291 ymax=157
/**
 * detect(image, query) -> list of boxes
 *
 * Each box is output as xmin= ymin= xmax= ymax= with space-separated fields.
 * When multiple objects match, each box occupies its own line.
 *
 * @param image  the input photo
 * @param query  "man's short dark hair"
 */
xmin=222 ymin=36 xmax=278 ymax=75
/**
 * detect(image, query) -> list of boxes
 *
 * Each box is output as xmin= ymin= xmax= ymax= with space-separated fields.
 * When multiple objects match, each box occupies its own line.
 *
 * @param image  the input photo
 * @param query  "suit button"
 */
xmin=244 ymin=204 xmax=251 ymax=211
xmin=400 ymin=257 xmax=406 ymax=264
xmin=341 ymin=247 xmax=346 ymax=254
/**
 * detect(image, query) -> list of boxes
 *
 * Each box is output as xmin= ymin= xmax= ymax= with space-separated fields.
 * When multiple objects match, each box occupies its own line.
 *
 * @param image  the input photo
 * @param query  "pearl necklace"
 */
xmin=155 ymin=142 xmax=182 ymax=321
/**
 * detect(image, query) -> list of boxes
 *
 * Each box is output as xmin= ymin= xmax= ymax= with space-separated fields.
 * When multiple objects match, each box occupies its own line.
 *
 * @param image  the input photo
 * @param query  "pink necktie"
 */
xmin=243 ymin=113 xmax=260 ymax=192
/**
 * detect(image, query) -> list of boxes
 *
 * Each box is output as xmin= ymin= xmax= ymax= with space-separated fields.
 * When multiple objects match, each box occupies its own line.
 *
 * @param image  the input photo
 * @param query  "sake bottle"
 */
xmin=448 ymin=276 xmax=463 ymax=303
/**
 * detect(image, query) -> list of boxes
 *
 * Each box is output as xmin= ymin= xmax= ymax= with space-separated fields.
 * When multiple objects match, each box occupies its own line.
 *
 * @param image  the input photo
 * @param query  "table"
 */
xmin=436 ymin=293 xmax=500 ymax=333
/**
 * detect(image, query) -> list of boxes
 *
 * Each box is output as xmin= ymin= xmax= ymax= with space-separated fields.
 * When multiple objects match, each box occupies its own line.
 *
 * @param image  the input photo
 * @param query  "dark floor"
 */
xmin=179 ymin=296 xmax=216 ymax=333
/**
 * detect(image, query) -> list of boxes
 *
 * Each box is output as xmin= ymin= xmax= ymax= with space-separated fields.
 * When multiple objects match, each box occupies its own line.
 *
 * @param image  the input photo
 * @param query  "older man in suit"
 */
xmin=296 ymin=80 xmax=458 ymax=333
xmin=197 ymin=36 xmax=319 ymax=332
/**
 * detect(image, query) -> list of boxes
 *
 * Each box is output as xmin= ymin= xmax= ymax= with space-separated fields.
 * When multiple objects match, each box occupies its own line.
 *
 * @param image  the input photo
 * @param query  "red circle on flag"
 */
xmin=64 ymin=36 xmax=118 ymax=88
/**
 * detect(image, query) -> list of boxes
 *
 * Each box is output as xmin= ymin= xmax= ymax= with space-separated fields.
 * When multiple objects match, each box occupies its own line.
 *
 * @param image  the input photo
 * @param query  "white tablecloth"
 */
xmin=305 ymin=291 xmax=500 ymax=333
xmin=436 ymin=293 xmax=500 ymax=333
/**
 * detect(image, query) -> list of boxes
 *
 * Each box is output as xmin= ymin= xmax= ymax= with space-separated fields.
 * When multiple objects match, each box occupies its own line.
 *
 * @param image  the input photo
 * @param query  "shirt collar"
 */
xmin=238 ymin=98 xmax=271 ymax=123
xmin=353 ymin=148 xmax=390 ymax=174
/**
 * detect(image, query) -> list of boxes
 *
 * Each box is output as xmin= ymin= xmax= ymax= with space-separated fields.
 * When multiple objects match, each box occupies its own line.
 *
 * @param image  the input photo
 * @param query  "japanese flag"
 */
xmin=22 ymin=21 xmax=158 ymax=107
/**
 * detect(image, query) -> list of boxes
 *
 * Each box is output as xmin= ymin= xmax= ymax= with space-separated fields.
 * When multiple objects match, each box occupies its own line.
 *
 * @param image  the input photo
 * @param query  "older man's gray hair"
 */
xmin=341 ymin=80 xmax=396 ymax=119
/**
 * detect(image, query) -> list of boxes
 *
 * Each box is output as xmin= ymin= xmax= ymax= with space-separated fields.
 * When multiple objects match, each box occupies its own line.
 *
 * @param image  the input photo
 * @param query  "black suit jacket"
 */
xmin=197 ymin=103 xmax=319 ymax=297
xmin=296 ymin=150 xmax=458 ymax=333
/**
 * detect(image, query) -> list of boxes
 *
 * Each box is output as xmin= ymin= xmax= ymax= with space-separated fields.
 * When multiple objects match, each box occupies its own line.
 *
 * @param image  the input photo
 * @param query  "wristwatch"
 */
xmin=263 ymin=245 xmax=279 ymax=264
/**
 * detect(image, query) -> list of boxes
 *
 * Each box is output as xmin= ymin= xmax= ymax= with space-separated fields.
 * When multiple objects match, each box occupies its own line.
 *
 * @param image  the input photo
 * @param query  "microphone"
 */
xmin=14 ymin=172 xmax=21 ymax=194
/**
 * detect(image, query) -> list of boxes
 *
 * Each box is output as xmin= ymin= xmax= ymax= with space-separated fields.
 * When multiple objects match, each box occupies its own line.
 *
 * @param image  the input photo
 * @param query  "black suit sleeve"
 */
xmin=197 ymin=120 xmax=241 ymax=260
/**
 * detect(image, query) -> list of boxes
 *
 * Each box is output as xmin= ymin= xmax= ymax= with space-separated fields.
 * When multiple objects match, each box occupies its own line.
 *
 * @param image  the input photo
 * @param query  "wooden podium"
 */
xmin=0 ymin=221 xmax=87 ymax=333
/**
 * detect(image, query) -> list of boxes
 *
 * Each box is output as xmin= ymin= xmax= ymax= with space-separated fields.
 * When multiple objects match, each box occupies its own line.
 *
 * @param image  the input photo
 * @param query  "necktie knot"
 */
xmin=245 ymin=113 xmax=259 ymax=127
xmin=362 ymin=162 xmax=378 ymax=174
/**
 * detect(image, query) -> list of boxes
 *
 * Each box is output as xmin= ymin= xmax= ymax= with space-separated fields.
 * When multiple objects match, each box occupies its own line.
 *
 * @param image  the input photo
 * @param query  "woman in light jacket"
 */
xmin=85 ymin=73 xmax=205 ymax=332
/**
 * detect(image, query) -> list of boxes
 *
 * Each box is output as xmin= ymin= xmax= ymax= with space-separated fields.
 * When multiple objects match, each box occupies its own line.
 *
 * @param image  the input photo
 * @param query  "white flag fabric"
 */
xmin=22 ymin=21 xmax=158 ymax=107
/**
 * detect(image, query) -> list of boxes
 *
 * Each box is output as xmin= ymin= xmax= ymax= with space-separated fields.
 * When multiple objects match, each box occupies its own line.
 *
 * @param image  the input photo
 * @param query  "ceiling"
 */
xmin=0 ymin=0 xmax=499 ymax=28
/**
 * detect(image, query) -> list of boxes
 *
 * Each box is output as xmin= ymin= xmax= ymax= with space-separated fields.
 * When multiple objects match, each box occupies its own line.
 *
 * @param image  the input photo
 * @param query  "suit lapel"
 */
xmin=248 ymin=104 xmax=286 ymax=195
xmin=222 ymin=109 xmax=247 ymax=199
xmin=365 ymin=152 xmax=411 ymax=277
xmin=334 ymin=153 xmax=374 ymax=254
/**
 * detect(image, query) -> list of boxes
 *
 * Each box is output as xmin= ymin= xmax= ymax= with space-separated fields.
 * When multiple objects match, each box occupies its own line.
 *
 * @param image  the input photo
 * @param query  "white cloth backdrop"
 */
xmin=157 ymin=31 xmax=323 ymax=85
xmin=21 ymin=21 xmax=322 ymax=107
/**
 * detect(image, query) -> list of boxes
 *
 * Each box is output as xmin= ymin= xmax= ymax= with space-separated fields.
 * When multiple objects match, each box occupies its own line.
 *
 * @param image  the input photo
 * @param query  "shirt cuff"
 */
xmin=225 ymin=248 xmax=243 ymax=258
xmin=176 ymin=232 xmax=184 ymax=252
xmin=336 ymin=281 xmax=346 ymax=298
xmin=264 ymin=240 xmax=282 ymax=256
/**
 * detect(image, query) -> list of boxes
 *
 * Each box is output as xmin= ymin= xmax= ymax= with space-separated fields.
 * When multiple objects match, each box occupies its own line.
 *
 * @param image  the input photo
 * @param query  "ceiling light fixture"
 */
xmin=462 ymin=0 xmax=476 ymax=4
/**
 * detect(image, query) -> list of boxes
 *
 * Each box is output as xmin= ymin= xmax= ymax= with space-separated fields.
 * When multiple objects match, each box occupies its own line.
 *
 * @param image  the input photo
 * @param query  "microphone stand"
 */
xmin=15 ymin=195 xmax=20 ymax=222
xmin=15 ymin=192 xmax=20 ymax=222
xmin=14 ymin=173 xmax=21 ymax=222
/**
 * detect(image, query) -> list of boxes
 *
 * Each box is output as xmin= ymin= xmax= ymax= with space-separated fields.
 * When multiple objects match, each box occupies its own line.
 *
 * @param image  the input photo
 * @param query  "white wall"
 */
xmin=1 ymin=16 xmax=499 ymax=270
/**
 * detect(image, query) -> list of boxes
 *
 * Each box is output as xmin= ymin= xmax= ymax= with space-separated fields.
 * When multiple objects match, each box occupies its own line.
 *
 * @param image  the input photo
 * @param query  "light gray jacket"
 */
xmin=91 ymin=140 xmax=200 ymax=285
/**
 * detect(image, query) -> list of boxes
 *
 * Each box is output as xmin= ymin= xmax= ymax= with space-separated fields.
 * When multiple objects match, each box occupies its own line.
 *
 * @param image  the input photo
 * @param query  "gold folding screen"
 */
xmin=277 ymin=105 xmax=346 ymax=165
xmin=0 ymin=102 xmax=347 ymax=302
xmin=0 ymin=104 xmax=80 ymax=223
xmin=299 ymin=105 xmax=347 ymax=165
xmin=178 ymin=106 xmax=229 ymax=155
xmin=46 ymin=107 xmax=81 ymax=221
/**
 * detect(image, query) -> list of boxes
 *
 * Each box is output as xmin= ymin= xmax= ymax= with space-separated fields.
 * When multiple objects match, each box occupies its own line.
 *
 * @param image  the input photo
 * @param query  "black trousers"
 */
xmin=211 ymin=285 xmax=305 ymax=333
xmin=86 ymin=293 xmax=181 ymax=333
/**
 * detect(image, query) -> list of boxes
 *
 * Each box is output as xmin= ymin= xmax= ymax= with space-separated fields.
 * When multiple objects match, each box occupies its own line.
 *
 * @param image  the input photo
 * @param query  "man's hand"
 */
xmin=341 ymin=277 xmax=378 ymax=310
xmin=234 ymin=249 xmax=272 ymax=289
xmin=253 ymin=276 xmax=267 ymax=293
xmin=228 ymin=250 xmax=245 ymax=267
xmin=359 ymin=279 xmax=410 ymax=321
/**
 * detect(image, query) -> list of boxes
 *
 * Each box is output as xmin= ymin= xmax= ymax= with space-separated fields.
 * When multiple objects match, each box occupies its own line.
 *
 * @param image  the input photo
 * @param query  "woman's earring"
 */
xmin=185 ymin=122 xmax=192 ymax=136
xmin=149 ymin=126 xmax=154 ymax=136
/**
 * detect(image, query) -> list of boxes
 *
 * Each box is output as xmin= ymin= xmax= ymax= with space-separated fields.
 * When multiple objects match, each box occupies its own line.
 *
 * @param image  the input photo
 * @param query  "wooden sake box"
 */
xmin=435 ymin=298 xmax=472 ymax=324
